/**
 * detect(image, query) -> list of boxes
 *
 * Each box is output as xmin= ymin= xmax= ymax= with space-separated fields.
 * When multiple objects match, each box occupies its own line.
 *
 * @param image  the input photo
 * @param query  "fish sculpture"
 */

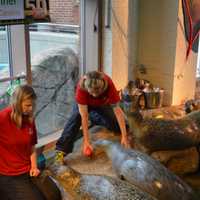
xmin=94 ymin=139 xmax=198 ymax=200
xmin=47 ymin=163 xmax=157 ymax=200
xmin=128 ymin=111 xmax=200 ymax=152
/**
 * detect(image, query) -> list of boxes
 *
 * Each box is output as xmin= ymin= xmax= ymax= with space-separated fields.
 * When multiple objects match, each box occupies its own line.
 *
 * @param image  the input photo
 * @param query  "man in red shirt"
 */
xmin=55 ymin=71 xmax=129 ymax=163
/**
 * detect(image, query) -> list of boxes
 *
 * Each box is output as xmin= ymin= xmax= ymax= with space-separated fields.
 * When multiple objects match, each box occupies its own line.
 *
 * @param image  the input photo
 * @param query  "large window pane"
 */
xmin=0 ymin=25 xmax=27 ymax=111
xmin=29 ymin=23 xmax=79 ymax=60
xmin=0 ymin=26 xmax=10 ymax=110
xmin=0 ymin=80 xmax=10 ymax=110
xmin=0 ymin=77 xmax=27 ymax=110
xmin=0 ymin=26 xmax=9 ymax=78
xmin=29 ymin=1 xmax=80 ymax=138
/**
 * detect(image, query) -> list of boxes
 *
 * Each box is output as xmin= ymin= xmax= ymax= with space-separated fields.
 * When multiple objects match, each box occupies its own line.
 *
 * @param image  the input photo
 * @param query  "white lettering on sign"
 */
xmin=25 ymin=0 xmax=48 ymax=15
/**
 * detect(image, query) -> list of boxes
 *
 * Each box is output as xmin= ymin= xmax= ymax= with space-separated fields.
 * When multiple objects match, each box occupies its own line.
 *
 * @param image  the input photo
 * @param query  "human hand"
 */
xmin=30 ymin=167 xmax=40 ymax=177
xmin=83 ymin=141 xmax=93 ymax=157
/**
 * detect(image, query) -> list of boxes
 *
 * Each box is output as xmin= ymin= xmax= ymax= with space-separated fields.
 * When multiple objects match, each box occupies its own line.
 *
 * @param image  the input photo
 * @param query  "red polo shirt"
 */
xmin=0 ymin=107 xmax=37 ymax=176
xmin=75 ymin=74 xmax=120 ymax=106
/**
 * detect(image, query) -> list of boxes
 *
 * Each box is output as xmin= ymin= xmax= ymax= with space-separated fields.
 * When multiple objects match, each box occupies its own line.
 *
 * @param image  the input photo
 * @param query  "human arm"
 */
xmin=113 ymin=105 xmax=130 ymax=148
xmin=30 ymin=146 xmax=40 ymax=177
xmin=78 ymin=104 xmax=93 ymax=155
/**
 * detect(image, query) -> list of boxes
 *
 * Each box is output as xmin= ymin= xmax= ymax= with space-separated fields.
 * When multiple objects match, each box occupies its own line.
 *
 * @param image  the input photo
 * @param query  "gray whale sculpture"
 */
xmin=127 ymin=111 xmax=200 ymax=152
xmin=48 ymin=163 xmax=157 ymax=200
xmin=94 ymin=139 xmax=198 ymax=200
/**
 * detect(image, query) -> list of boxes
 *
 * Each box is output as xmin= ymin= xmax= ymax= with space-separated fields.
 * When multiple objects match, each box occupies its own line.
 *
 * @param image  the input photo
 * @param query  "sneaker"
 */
xmin=54 ymin=151 xmax=65 ymax=165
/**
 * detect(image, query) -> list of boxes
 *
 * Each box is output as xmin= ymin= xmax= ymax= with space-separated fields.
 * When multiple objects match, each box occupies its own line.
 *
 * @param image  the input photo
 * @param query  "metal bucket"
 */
xmin=144 ymin=92 xmax=161 ymax=109
xmin=121 ymin=94 xmax=141 ymax=113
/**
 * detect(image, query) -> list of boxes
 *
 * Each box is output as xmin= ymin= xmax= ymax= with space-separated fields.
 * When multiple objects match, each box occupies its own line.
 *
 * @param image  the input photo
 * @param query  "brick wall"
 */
xmin=49 ymin=0 xmax=80 ymax=25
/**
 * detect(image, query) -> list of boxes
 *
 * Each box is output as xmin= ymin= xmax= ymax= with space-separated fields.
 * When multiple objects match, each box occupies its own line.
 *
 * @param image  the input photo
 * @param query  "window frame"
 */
xmin=0 ymin=0 xmax=100 ymax=145
xmin=0 ymin=25 xmax=28 ymax=83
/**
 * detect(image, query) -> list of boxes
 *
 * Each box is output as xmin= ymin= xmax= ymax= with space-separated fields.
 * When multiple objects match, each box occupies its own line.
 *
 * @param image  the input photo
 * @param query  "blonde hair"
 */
xmin=10 ymin=84 xmax=37 ymax=128
xmin=80 ymin=71 xmax=107 ymax=94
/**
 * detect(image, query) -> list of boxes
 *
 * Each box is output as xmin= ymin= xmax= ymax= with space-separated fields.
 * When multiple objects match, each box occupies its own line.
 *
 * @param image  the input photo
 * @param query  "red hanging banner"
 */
xmin=182 ymin=0 xmax=200 ymax=59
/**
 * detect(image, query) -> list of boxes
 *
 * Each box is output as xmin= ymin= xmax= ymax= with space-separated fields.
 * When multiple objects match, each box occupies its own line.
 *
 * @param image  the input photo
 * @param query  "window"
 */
xmin=0 ymin=26 xmax=13 ymax=109
xmin=29 ymin=0 xmax=80 ymax=138
xmin=0 ymin=0 xmax=99 ymax=141
xmin=0 ymin=26 xmax=10 ymax=109
xmin=0 ymin=25 xmax=27 ymax=110
xmin=0 ymin=26 xmax=9 ymax=78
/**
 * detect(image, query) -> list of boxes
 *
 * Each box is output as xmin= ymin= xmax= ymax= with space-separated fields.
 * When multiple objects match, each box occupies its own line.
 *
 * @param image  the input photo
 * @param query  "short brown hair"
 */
xmin=80 ymin=71 xmax=107 ymax=94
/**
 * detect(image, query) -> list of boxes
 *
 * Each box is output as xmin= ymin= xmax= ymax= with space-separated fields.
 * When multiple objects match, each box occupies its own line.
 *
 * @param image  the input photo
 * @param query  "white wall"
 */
xmin=110 ymin=0 xmax=139 ymax=90
xmin=196 ymin=38 xmax=200 ymax=76
xmin=128 ymin=0 xmax=139 ymax=80
xmin=80 ymin=0 xmax=99 ymax=74
xmin=172 ymin=0 xmax=198 ymax=105
xmin=137 ymin=0 xmax=179 ymax=105
xmin=112 ymin=0 xmax=129 ymax=90
xmin=103 ymin=0 xmax=112 ymax=76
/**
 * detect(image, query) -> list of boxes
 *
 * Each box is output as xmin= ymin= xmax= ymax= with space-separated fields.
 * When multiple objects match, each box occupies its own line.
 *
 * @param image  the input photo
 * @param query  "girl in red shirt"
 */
xmin=0 ymin=85 xmax=46 ymax=200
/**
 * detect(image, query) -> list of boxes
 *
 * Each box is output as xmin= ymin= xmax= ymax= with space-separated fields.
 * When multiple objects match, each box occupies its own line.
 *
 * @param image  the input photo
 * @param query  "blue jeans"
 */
xmin=56 ymin=103 xmax=124 ymax=154
xmin=0 ymin=173 xmax=46 ymax=200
